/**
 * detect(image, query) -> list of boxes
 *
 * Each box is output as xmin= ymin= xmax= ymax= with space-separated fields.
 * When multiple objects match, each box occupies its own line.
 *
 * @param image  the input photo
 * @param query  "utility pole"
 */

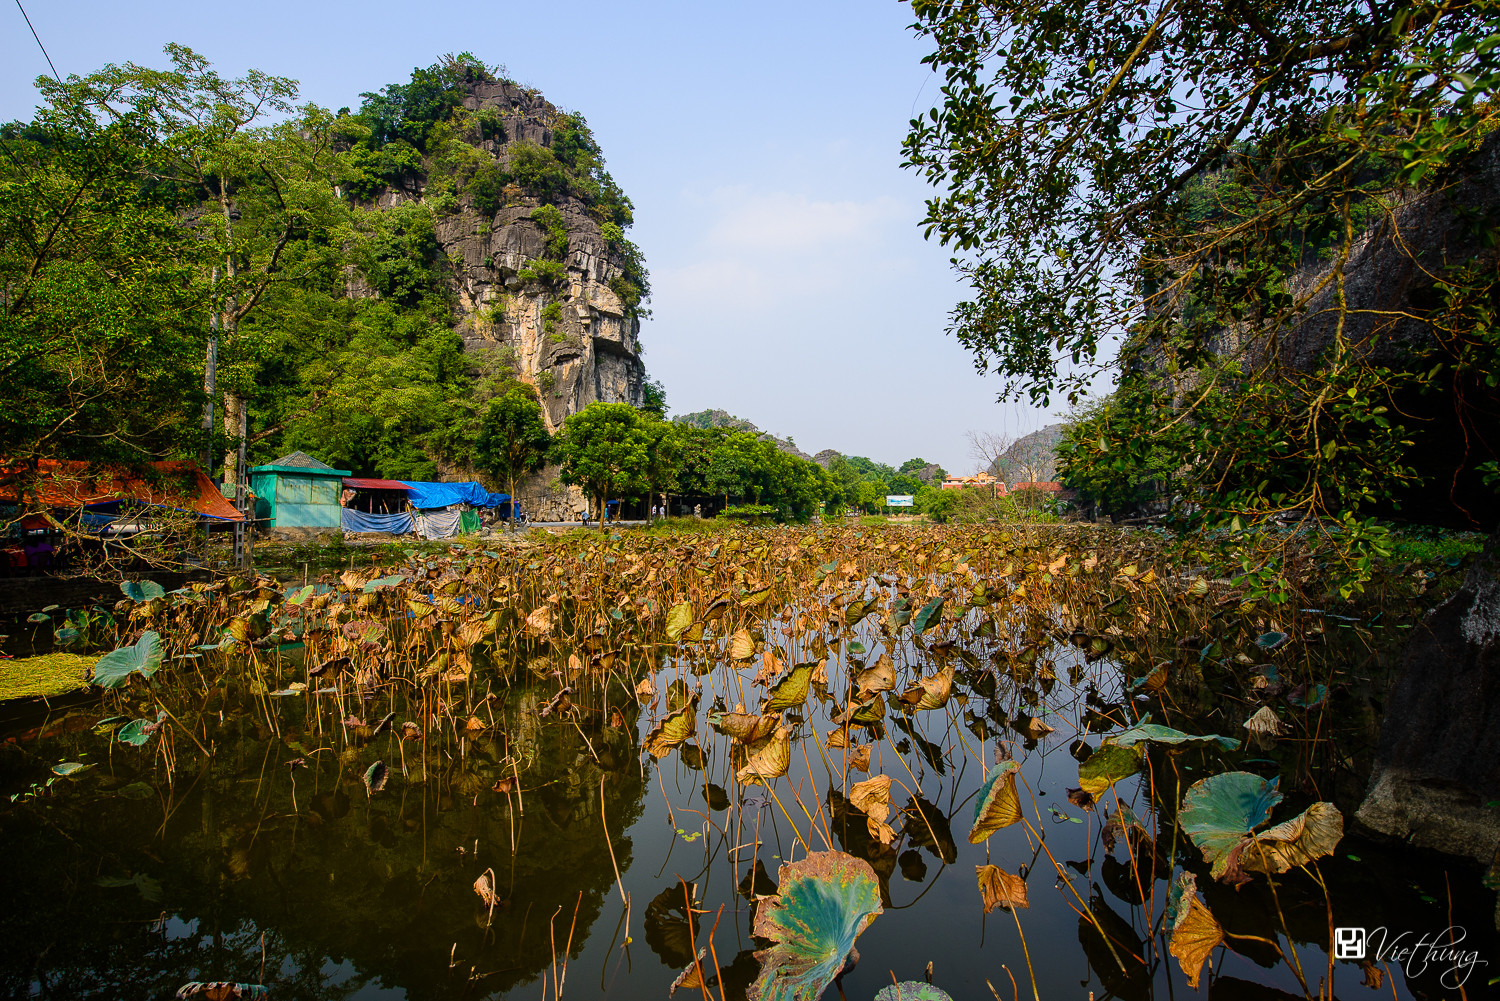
xmin=202 ymin=266 xmax=219 ymax=469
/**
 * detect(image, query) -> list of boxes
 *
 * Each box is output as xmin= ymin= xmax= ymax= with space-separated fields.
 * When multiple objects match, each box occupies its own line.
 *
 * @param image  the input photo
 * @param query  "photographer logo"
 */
xmin=1335 ymin=927 xmax=1366 ymax=960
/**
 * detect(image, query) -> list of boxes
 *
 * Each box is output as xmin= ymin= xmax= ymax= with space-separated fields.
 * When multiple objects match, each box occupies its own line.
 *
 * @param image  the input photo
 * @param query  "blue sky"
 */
xmin=2 ymin=0 xmax=1067 ymax=473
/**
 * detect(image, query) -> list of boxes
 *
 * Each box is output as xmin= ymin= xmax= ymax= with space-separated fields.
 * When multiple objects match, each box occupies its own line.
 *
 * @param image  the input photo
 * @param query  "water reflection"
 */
xmin=0 ymin=684 xmax=646 ymax=1000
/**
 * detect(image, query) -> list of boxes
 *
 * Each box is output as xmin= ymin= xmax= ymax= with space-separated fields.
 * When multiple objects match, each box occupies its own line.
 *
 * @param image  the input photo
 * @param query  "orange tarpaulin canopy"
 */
xmin=0 ymin=460 xmax=244 ymax=522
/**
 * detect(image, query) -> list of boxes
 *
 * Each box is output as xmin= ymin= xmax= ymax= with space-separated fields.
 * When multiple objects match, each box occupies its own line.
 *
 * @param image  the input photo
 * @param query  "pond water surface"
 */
xmin=1 ymin=533 xmax=1494 ymax=1001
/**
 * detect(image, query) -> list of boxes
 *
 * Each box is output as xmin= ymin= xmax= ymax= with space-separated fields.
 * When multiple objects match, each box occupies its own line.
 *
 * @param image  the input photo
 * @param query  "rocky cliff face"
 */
xmin=362 ymin=79 xmax=645 ymax=433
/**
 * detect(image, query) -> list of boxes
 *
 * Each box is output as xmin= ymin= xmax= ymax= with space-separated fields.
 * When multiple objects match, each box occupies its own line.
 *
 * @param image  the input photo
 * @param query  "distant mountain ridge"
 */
xmin=671 ymin=409 xmax=813 ymax=460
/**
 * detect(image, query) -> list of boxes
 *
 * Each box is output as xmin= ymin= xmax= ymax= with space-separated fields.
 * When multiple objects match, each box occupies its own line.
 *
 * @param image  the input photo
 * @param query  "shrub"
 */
xmin=507 ymin=141 xmax=569 ymax=203
xmin=517 ymin=259 xmax=567 ymax=289
xmin=530 ymin=205 xmax=569 ymax=259
xmin=469 ymin=160 xmax=510 ymax=215
xmin=541 ymin=301 xmax=564 ymax=334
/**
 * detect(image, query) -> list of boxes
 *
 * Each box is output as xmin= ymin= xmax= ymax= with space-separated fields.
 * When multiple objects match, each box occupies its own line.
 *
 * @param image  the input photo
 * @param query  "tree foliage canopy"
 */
xmin=905 ymin=0 xmax=1500 ymax=405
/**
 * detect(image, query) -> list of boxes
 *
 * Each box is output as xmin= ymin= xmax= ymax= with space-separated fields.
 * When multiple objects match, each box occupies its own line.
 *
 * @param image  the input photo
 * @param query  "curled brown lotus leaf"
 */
xmin=1137 ymin=661 xmax=1169 ymax=694
xmin=455 ymin=618 xmax=488 ymax=649
xmin=753 ymin=649 xmax=784 ymax=686
xmin=524 ymin=605 xmax=553 ymax=636
xmin=811 ymin=659 xmax=829 ymax=686
xmin=644 ymin=697 xmax=699 ymax=759
xmin=1242 ymin=705 xmax=1286 ymax=736
xmin=847 ymin=744 xmax=872 ymax=773
xmin=850 ymin=774 xmax=896 ymax=844
xmin=826 ymin=727 xmax=850 ymax=748
xmin=855 ymin=654 xmax=896 ymax=700
xmin=669 ymin=948 xmax=708 ymax=997
xmin=1233 ymin=801 xmax=1343 ymax=877
xmin=1167 ymin=873 xmax=1224 ymax=989
xmin=1066 ymin=787 xmax=1095 ymax=811
xmin=1024 ymin=716 xmax=1055 ymax=738
xmin=899 ymin=666 xmax=954 ymax=712
xmin=634 ymin=675 xmax=657 ymax=703
xmin=849 ymin=774 xmax=892 ymax=820
xmin=730 ymin=628 xmax=756 ymax=660
xmin=712 ymin=711 xmax=778 ymax=744
xmin=976 ymin=864 xmax=1029 ymax=913
xmin=736 ymin=725 xmax=792 ymax=785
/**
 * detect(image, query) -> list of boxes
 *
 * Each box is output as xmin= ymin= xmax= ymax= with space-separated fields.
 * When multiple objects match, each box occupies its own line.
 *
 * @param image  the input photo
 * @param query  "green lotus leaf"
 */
xmin=116 ymin=717 xmax=159 ymax=746
xmin=92 ymin=631 xmax=163 ymax=689
xmin=1107 ymin=716 xmax=1238 ymax=751
xmin=1286 ymin=683 xmax=1328 ymax=709
xmin=968 ymin=760 xmax=1023 ymax=843
xmin=120 ymin=580 xmax=166 ymax=602
xmin=361 ymin=575 xmax=406 ymax=593
xmin=749 ymin=851 xmax=883 ymax=1001
xmin=51 ymin=761 xmax=91 ymax=777
xmin=1077 ymin=743 xmax=1143 ymax=797
xmin=115 ymin=781 xmax=155 ymax=800
xmin=27 ymin=612 xmax=50 ymax=624
xmin=762 ymin=663 xmax=813 ymax=713
xmin=912 ymin=597 xmax=944 ymax=634
xmin=1254 ymin=631 xmax=1289 ymax=651
xmin=1179 ymin=771 xmax=1282 ymax=879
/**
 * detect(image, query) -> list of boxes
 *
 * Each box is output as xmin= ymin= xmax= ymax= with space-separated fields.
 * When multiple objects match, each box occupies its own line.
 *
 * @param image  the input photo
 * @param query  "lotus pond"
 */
xmin=1 ymin=524 xmax=1494 ymax=1001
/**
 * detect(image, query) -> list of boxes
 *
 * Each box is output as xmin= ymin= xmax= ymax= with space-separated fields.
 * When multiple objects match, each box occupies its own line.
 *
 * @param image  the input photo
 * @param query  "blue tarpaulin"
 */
xmin=342 ymin=509 xmax=415 ymax=534
xmin=397 ymin=481 xmax=509 ymax=510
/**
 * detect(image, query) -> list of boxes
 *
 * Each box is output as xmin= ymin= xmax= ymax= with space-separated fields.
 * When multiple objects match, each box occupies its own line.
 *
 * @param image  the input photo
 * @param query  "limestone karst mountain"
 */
xmin=349 ymin=63 xmax=647 ymax=433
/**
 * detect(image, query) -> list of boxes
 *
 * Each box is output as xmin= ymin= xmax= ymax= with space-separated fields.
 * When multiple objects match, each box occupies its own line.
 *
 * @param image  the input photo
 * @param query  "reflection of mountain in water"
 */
xmin=0 ymin=684 xmax=647 ymax=1000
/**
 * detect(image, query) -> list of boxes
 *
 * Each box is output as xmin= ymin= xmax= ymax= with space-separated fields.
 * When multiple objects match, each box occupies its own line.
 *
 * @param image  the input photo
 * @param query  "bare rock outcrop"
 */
xmin=1357 ymin=528 xmax=1500 ymax=894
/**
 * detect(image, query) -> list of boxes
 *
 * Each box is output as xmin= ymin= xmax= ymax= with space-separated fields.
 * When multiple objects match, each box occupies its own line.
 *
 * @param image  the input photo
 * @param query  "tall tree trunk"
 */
xmin=222 ymin=392 xmax=246 ymax=490
xmin=202 ymin=267 xmax=220 ymax=472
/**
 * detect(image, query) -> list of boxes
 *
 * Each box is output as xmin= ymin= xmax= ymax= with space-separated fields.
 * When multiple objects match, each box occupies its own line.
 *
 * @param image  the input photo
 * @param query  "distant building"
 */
xmin=941 ymin=471 xmax=1006 ymax=494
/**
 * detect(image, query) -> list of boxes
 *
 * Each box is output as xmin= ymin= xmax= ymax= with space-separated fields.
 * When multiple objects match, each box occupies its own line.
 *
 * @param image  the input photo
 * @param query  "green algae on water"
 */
xmin=0 ymin=653 xmax=97 ymax=700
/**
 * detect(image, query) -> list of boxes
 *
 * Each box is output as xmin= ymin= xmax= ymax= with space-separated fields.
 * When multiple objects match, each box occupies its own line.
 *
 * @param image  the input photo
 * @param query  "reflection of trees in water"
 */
xmin=0 ymin=682 xmax=648 ymax=1000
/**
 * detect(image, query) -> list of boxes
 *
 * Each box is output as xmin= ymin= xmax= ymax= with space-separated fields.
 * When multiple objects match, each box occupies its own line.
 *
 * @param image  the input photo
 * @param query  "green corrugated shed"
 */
xmin=248 ymin=451 xmax=351 ymax=530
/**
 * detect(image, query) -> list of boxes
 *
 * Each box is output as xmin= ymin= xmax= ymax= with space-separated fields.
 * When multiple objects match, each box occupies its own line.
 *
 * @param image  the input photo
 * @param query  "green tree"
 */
xmin=905 ymin=0 xmax=1500 ymax=406
xmin=555 ymin=403 xmax=649 ymax=527
xmin=475 ymin=385 xmax=551 ymax=527
xmin=916 ymin=485 xmax=957 ymax=523
xmin=823 ymin=456 xmax=865 ymax=516
xmin=53 ymin=44 xmax=349 ymax=489
xmin=906 ymin=0 xmax=1500 ymax=543
xmin=641 ymin=378 xmax=668 ymax=418
xmin=641 ymin=417 xmax=682 ymax=519
xmin=0 ymin=96 xmax=207 ymax=485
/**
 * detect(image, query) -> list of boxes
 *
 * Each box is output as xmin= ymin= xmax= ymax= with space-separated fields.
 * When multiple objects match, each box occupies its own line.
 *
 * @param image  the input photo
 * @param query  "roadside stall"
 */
xmin=247 ymin=452 xmax=350 ymax=539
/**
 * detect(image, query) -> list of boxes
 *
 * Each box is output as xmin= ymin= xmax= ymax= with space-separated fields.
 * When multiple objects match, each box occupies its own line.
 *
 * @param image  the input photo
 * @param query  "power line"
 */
xmin=14 ymin=0 xmax=61 ymax=84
